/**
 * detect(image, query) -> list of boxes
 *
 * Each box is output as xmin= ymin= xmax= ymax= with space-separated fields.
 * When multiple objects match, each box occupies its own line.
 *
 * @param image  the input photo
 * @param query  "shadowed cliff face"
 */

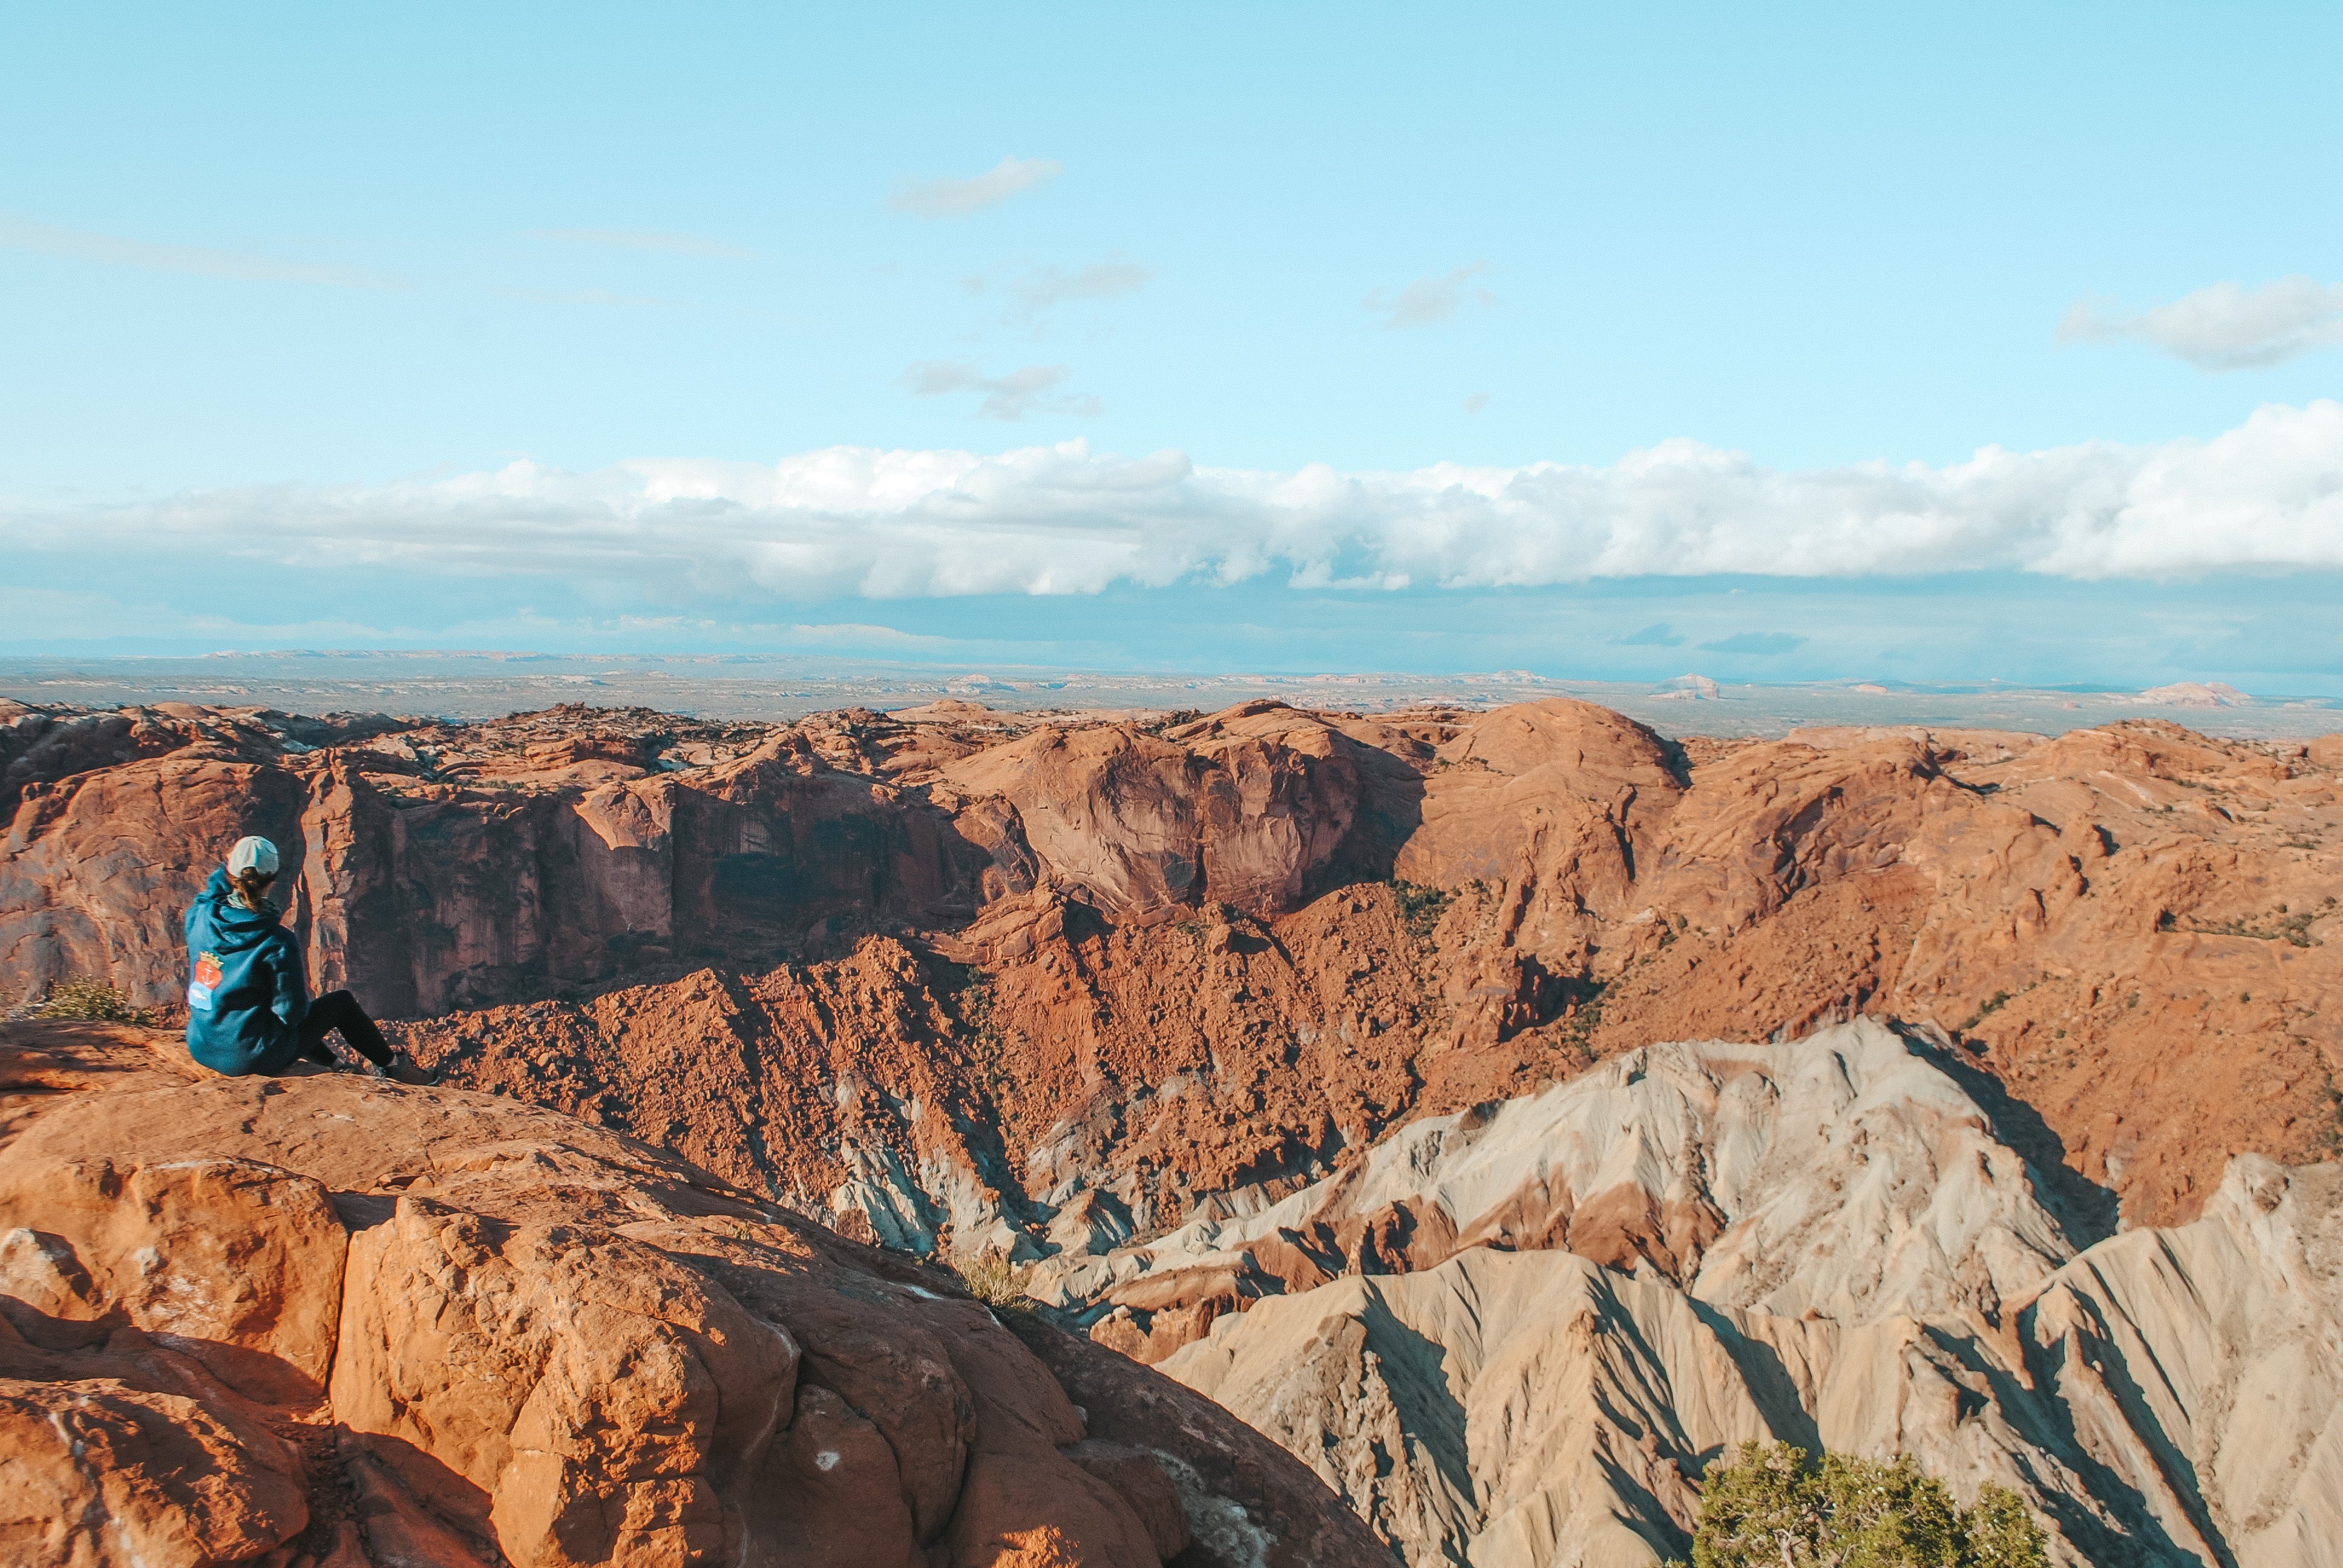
xmin=3 ymin=703 xmax=1023 ymax=1016
xmin=2 ymin=699 xmax=1435 ymax=1018
xmin=5 ymin=696 xmax=2342 ymax=1249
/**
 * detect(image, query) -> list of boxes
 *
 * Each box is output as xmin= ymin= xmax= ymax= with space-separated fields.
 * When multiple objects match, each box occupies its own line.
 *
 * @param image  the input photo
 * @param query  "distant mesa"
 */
xmin=891 ymin=697 xmax=999 ymax=723
xmin=2140 ymin=681 xmax=2252 ymax=708
xmin=1850 ymin=682 xmax=1892 ymax=694
xmin=1647 ymin=673 xmax=1721 ymax=701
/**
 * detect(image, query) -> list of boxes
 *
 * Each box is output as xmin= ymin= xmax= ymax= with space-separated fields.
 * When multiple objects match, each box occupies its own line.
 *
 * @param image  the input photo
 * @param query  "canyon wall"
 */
xmin=7 ymin=695 xmax=2340 ymax=1240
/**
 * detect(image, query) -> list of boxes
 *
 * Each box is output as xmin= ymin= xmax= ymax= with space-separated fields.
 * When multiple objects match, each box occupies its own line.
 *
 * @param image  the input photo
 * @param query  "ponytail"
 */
xmin=227 ymin=869 xmax=278 ymax=912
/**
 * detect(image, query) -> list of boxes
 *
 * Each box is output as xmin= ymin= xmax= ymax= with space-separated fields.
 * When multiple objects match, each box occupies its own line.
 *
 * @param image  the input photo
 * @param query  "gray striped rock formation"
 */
xmin=1101 ymin=1022 xmax=2342 ymax=1566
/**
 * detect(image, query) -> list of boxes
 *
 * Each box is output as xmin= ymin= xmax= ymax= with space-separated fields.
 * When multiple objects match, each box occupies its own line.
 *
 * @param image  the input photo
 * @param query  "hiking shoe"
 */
xmin=372 ymin=1050 xmax=442 ymax=1086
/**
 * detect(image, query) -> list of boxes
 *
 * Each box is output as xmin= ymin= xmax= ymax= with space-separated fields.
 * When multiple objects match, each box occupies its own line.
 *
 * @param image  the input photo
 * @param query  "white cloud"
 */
xmin=1365 ymin=262 xmax=1495 ymax=329
xmin=0 ymin=212 xmax=401 ymax=289
xmin=989 ymin=257 xmax=1149 ymax=321
xmin=786 ymin=621 xmax=954 ymax=648
xmin=2060 ymin=276 xmax=2343 ymax=371
xmin=528 ymin=227 xmax=753 ymax=260
xmin=11 ymin=402 xmax=2342 ymax=601
xmin=887 ymin=156 xmax=1064 ymax=217
xmin=904 ymin=362 xmax=1103 ymax=420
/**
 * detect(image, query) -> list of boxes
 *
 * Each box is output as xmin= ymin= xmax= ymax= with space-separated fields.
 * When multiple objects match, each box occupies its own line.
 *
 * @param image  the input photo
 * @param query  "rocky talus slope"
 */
xmin=0 ymin=1019 xmax=1389 ymax=1568
xmin=1140 ymin=1022 xmax=2340 ymax=1568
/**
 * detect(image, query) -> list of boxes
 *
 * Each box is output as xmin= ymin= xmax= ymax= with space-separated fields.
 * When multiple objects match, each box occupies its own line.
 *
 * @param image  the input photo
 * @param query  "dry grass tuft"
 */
xmin=954 ymin=1252 xmax=1032 ymax=1309
xmin=38 ymin=976 xmax=149 ymax=1025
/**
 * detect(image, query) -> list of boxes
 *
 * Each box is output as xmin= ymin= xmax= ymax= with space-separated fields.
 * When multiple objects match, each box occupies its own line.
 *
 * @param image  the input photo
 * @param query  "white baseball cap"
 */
xmin=228 ymin=836 xmax=281 ymax=877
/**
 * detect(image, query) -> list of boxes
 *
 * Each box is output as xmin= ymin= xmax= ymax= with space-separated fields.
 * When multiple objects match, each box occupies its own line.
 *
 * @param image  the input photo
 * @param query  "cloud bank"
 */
xmin=888 ymin=156 xmax=1064 ymax=217
xmin=12 ymin=402 xmax=2342 ymax=602
xmin=2062 ymin=276 xmax=2343 ymax=371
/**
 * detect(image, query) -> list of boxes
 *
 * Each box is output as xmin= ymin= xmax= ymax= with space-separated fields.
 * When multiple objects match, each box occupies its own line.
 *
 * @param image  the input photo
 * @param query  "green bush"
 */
xmin=37 ymin=977 xmax=146 ymax=1024
xmin=1388 ymin=879 xmax=1455 ymax=938
xmin=1690 ymin=1443 xmax=2047 ymax=1568
xmin=1956 ymin=1486 xmax=2054 ymax=1568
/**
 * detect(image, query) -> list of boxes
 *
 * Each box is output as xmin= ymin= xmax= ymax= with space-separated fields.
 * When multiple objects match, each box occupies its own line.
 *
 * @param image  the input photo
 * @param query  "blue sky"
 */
xmin=5 ymin=4 xmax=2341 ymax=687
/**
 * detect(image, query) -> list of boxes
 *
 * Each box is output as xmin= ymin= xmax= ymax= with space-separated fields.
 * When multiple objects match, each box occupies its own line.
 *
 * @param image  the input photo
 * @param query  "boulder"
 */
xmin=0 ymin=1153 xmax=346 ymax=1402
xmin=0 ymin=1374 xmax=309 ymax=1567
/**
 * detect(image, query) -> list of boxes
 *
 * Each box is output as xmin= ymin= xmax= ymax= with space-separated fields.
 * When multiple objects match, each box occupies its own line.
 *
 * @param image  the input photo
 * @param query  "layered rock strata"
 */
xmin=1136 ymin=1025 xmax=2342 ymax=1568
xmin=1039 ymin=1019 xmax=2088 ymax=1361
xmin=0 ymin=1019 xmax=1389 ymax=1568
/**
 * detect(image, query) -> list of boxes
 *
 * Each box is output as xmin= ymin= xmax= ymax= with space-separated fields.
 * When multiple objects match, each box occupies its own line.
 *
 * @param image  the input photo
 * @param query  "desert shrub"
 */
xmin=1689 ymin=1443 xmax=2047 ymax=1568
xmin=955 ymin=1252 xmax=1031 ymax=1309
xmin=1388 ymin=880 xmax=1454 ymax=938
xmin=38 ymin=976 xmax=145 ymax=1024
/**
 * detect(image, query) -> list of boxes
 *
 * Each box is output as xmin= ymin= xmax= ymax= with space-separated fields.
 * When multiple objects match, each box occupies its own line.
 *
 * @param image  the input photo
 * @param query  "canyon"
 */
xmin=5 ymin=691 xmax=2343 ymax=1565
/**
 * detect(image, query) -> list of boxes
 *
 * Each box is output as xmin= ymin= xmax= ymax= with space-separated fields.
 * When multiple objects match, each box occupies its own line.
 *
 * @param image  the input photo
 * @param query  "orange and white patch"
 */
xmin=189 ymin=950 xmax=223 ymax=1011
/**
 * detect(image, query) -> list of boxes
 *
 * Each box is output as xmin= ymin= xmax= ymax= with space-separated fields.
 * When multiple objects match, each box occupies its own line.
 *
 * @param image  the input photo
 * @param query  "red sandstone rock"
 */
xmin=0 ymin=1019 xmax=1388 ymax=1568
xmin=1 ymin=1235 xmax=314 ymax=1566
xmin=2 ymin=704 xmax=1010 ymax=1015
xmin=378 ymin=707 xmax=2341 ymax=1246
xmin=0 ymin=1370 xmax=309 ymax=1567
xmin=0 ymin=1152 xmax=347 ymax=1402
xmin=12 ymin=694 xmax=2343 ymax=1557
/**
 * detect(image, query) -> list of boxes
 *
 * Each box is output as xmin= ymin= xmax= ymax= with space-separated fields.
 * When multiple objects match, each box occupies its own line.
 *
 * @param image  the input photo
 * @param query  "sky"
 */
xmin=4 ymin=4 xmax=2341 ymax=688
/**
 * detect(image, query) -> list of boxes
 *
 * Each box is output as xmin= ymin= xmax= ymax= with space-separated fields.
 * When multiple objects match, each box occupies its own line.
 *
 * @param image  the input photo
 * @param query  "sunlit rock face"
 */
xmin=0 ymin=1021 xmax=1391 ymax=1568
xmin=11 ymin=697 xmax=2341 ymax=1246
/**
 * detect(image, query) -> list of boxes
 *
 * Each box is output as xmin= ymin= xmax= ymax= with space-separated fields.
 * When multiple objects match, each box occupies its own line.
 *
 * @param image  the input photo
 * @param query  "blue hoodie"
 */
xmin=183 ymin=867 xmax=310 ymax=1076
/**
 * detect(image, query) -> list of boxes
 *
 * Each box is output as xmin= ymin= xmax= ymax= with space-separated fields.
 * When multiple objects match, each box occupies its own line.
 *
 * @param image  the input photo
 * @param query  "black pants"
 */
xmin=300 ymin=990 xmax=393 ymax=1068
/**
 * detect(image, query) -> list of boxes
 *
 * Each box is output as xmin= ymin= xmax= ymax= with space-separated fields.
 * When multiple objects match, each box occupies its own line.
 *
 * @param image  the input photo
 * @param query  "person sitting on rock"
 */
xmin=184 ymin=834 xmax=437 ymax=1084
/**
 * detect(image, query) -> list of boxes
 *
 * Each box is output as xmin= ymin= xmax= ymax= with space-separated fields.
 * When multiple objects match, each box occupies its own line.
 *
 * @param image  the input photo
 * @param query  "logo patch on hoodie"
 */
xmin=189 ymin=950 xmax=222 ymax=1011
